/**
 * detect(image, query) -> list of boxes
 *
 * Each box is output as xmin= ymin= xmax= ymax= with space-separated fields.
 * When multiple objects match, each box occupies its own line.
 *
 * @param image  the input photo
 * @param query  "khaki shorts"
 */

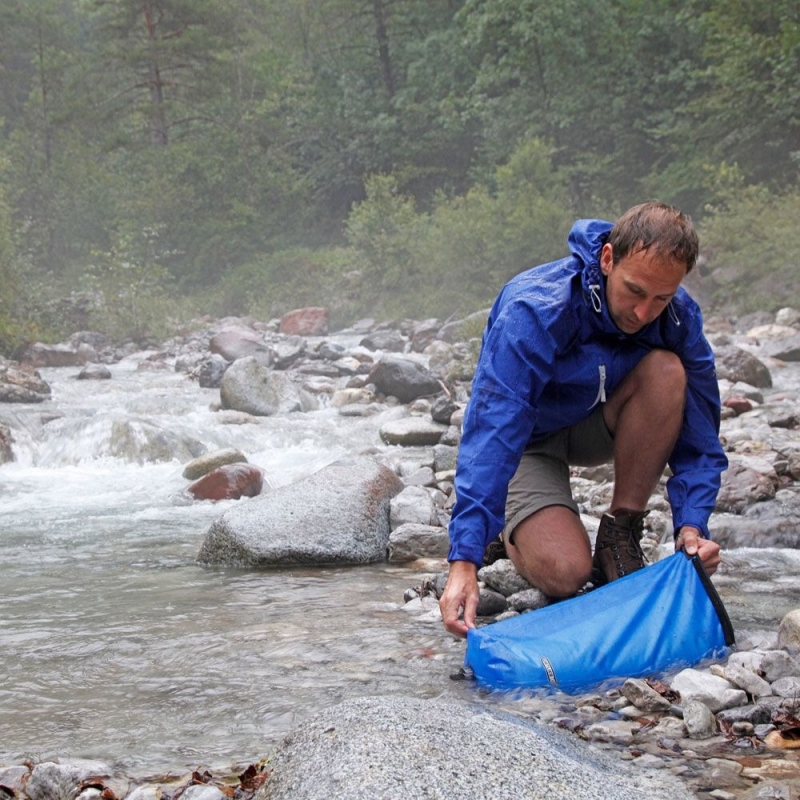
xmin=504 ymin=407 xmax=614 ymax=543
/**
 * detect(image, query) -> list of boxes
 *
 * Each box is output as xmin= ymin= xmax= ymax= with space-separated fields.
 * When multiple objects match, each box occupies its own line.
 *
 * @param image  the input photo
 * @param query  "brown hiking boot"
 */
xmin=592 ymin=509 xmax=650 ymax=585
xmin=482 ymin=536 xmax=508 ymax=566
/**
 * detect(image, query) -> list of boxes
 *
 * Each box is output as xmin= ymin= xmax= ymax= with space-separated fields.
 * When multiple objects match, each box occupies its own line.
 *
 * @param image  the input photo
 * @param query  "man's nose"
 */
xmin=633 ymin=300 xmax=653 ymax=321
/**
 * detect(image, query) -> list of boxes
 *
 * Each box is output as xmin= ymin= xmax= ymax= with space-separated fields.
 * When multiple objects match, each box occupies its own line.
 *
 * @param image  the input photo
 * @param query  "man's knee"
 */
xmin=638 ymin=349 xmax=686 ymax=391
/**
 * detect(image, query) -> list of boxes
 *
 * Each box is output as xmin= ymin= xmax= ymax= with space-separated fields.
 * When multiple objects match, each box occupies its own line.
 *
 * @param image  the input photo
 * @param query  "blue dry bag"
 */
xmin=464 ymin=552 xmax=735 ymax=693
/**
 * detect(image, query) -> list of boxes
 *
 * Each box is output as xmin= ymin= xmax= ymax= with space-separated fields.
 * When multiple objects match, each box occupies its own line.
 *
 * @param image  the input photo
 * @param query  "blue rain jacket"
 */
xmin=448 ymin=219 xmax=727 ymax=566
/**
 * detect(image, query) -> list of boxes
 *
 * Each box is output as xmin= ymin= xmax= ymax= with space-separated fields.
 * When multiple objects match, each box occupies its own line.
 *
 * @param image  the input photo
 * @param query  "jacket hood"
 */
xmin=568 ymin=218 xmax=613 ymax=322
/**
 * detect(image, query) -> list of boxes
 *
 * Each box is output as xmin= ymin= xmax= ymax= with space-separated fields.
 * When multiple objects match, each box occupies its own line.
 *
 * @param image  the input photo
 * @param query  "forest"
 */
xmin=0 ymin=0 xmax=798 ymax=354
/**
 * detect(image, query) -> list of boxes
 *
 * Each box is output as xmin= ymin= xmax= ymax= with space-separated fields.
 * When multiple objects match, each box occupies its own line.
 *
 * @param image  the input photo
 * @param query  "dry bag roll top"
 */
xmin=465 ymin=552 xmax=735 ymax=693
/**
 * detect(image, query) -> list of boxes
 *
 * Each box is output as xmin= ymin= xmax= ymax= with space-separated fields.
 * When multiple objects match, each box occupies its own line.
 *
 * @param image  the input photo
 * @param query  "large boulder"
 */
xmin=210 ymin=328 xmax=271 ymax=364
xmin=219 ymin=356 xmax=313 ymax=416
xmin=257 ymin=696 xmax=694 ymax=800
xmin=196 ymin=457 xmax=403 ymax=566
xmin=279 ymin=307 xmax=329 ymax=336
xmin=21 ymin=341 xmax=96 ymax=368
xmin=714 ymin=345 xmax=772 ymax=388
xmin=367 ymin=356 xmax=441 ymax=403
xmin=0 ymin=363 xmax=52 ymax=403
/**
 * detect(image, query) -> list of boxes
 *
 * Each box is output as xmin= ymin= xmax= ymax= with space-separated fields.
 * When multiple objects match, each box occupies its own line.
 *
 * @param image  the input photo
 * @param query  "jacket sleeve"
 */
xmin=447 ymin=297 xmax=559 ymax=565
xmin=666 ymin=312 xmax=728 ymax=539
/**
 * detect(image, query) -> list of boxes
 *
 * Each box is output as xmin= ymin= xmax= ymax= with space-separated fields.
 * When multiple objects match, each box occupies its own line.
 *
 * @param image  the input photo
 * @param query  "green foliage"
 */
xmin=345 ymin=139 xmax=574 ymax=318
xmin=700 ymin=179 xmax=800 ymax=313
xmin=82 ymin=238 xmax=186 ymax=345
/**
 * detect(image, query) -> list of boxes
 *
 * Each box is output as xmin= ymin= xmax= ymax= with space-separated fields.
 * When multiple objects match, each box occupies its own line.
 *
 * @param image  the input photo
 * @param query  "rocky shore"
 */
xmin=1 ymin=303 xmax=799 ymax=798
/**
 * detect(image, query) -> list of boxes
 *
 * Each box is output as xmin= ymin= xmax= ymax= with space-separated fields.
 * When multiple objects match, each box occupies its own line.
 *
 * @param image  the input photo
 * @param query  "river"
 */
xmin=0 ymin=350 xmax=797 ymax=776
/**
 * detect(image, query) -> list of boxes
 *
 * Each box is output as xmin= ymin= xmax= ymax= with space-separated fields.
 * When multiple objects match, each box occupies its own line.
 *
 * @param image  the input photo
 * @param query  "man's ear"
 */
xmin=600 ymin=243 xmax=614 ymax=276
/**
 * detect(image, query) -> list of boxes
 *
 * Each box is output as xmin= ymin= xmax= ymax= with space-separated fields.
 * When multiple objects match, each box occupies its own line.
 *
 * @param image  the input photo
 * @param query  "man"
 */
xmin=440 ymin=202 xmax=727 ymax=638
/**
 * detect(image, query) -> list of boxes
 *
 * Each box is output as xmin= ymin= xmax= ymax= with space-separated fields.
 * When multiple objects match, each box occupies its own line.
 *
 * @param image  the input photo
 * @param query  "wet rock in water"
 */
xmin=367 ymin=356 xmax=442 ymax=402
xmin=197 ymin=457 xmax=403 ymax=566
xmin=183 ymin=447 xmax=248 ymax=480
xmin=279 ymin=306 xmax=329 ymax=336
xmin=210 ymin=327 xmax=271 ymax=364
xmin=21 ymin=341 xmax=96 ymax=368
xmin=723 ymin=395 xmax=753 ymax=415
xmin=379 ymin=415 xmax=447 ymax=446
xmin=193 ymin=354 xmax=229 ymax=388
xmin=257 ymin=696 xmax=694 ymax=800
xmin=220 ymin=356 xmax=315 ymax=416
xmin=682 ymin=699 xmax=717 ymax=739
xmin=0 ymin=423 xmax=13 ymax=464
xmin=77 ymin=363 xmax=112 ymax=380
xmin=761 ymin=332 xmax=800 ymax=361
xmin=387 ymin=523 xmax=449 ymax=562
xmin=670 ymin=669 xmax=747 ymax=713
xmin=188 ymin=463 xmax=264 ymax=501
xmin=0 ymin=362 xmax=52 ymax=403
xmin=109 ymin=419 xmax=206 ymax=464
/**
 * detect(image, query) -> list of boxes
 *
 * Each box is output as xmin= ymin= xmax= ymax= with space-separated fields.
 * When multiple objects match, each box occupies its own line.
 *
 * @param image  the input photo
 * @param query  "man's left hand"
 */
xmin=676 ymin=526 xmax=720 ymax=575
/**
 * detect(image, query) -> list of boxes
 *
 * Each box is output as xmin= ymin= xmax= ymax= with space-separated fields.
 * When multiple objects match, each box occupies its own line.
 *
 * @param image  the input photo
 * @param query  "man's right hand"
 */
xmin=439 ymin=560 xmax=480 ymax=638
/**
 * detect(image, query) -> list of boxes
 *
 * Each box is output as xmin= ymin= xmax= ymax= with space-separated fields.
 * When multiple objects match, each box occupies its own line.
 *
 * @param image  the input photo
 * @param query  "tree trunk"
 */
xmin=143 ymin=0 xmax=169 ymax=146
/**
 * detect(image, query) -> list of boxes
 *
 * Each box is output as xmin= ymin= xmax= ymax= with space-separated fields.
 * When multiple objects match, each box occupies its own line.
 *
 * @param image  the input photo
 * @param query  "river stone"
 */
xmin=379 ymin=416 xmax=447 ymax=446
xmin=715 ymin=461 xmax=777 ymax=513
xmin=778 ymin=609 xmax=800 ymax=650
xmin=220 ymin=356 xmax=313 ymax=416
xmin=187 ymin=463 xmax=264 ymax=501
xmin=359 ymin=328 xmax=407 ymax=352
xmin=210 ymin=328 xmax=271 ymax=364
xmin=683 ymin=699 xmax=717 ymax=739
xmin=714 ymin=345 xmax=773 ymax=388
xmin=0 ymin=423 xmax=13 ymax=464
xmin=761 ymin=332 xmax=800 ymax=361
xmin=387 ymin=523 xmax=449 ymax=561
xmin=0 ymin=363 xmax=52 ymax=403
xmin=389 ymin=485 xmax=436 ymax=526
xmin=257 ymin=695 xmax=694 ymax=800
xmin=21 ymin=341 xmax=95 ymax=368
xmin=109 ymin=419 xmax=206 ymax=464
xmin=507 ymin=587 xmax=549 ymax=612
xmin=182 ymin=447 xmax=248 ymax=480
xmin=621 ymin=678 xmax=672 ymax=712
xmin=367 ymin=356 xmax=442 ymax=402
xmin=26 ymin=759 xmax=112 ymax=800
xmin=279 ymin=306 xmax=329 ymax=336
xmin=670 ymin=668 xmax=747 ymax=712
xmin=196 ymin=457 xmax=403 ymax=566
xmin=77 ymin=363 xmax=112 ymax=380
xmin=478 ymin=559 xmax=533 ymax=597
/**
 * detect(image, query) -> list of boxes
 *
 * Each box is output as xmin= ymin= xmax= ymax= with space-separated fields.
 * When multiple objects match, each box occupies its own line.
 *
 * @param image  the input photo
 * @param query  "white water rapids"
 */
xmin=0 ymin=352 xmax=797 ymax=775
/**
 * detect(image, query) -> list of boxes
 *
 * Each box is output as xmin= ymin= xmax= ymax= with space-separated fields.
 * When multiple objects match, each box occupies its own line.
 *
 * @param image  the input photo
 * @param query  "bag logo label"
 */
xmin=541 ymin=657 xmax=557 ymax=686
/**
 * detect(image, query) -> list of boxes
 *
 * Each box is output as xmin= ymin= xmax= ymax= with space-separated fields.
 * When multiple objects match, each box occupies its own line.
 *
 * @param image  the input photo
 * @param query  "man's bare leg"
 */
xmin=603 ymin=349 xmax=686 ymax=509
xmin=505 ymin=505 xmax=592 ymax=597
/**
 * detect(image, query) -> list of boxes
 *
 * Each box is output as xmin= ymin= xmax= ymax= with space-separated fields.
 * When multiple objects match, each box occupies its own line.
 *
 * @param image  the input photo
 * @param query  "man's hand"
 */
xmin=439 ymin=560 xmax=480 ymax=638
xmin=676 ymin=526 xmax=721 ymax=575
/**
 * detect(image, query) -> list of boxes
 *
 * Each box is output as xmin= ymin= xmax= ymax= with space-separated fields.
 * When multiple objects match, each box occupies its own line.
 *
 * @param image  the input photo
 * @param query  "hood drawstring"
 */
xmin=589 ymin=284 xmax=602 ymax=313
xmin=668 ymin=301 xmax=681 ymax=326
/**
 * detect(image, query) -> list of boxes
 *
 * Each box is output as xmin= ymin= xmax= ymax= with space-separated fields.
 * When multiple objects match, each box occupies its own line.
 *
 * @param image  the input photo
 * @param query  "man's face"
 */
xmin=600 ymin=242 xmax=687 ymax=334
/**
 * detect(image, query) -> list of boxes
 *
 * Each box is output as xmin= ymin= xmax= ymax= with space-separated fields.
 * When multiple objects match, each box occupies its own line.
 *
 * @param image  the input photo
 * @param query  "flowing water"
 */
xmin=0 ymin=352 xmax=797 ymax=775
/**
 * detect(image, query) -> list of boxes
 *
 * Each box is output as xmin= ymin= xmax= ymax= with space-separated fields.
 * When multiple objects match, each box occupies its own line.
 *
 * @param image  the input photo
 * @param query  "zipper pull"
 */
xmin=589 ymin=364 xmax=607 ymax=408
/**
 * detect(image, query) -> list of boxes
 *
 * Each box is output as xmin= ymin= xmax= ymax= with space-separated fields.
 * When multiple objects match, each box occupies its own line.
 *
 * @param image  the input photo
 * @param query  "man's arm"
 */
xmin=439 ymin=560 xmax=479 ymax=638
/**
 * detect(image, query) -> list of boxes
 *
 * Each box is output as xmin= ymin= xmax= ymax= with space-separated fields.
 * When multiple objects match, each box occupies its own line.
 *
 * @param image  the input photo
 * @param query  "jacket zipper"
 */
xmin=589 ymin=364 xmax=607 ymax=409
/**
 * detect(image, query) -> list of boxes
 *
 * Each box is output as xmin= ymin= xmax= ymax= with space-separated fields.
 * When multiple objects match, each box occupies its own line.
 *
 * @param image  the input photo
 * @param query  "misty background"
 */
xmin=0 ymin=0 xmax=798 ymax=355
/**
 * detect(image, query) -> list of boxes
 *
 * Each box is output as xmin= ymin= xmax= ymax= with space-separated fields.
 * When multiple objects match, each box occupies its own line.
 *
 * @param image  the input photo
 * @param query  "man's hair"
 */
xmin=607 ymin=201 xmax=699 ymax=273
